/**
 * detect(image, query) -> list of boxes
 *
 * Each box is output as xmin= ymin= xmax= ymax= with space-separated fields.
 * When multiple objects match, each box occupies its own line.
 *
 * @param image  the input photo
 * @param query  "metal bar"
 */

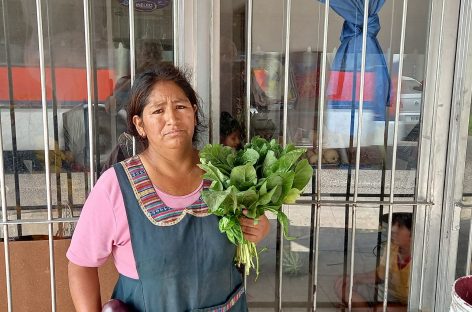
xmin=274 ymin=214 xmax=283 ymax=311
xmin=347 ymin=204 xmax=357 ymax=311
xmin=307 ymin=180 xmax=316 ymax=310
xmin=382 ymin=207 xmax=394 ymax=311
xmin=209 ymin=0 xmax=220 ymax=145
xmin=2 ymin=0 xmax=21 ymax=237
xmin=276 ymin=2 xmax=292 ymax=309
xmin=294 ymin=200 xmax=432 ymax=206
xmin=456 ymin=202 xmax=472 ymax=209
xmin=44 ymin=0 xmax=63 ymax=235
xmin=317 ymin=0 xmax=329 ymax=194
xmin=173 ymin=0 xmax=179 ymax=66
xmin=245 ymin=0 xmax=253 ymax=142
xmin=129 ymin=0 xmax=136 ymax=84
xmin=352 ymin=0 xmax=370 ymax=206
xmin=282 ymin=0 xmax=291 ymax=147
xmin=301 ymin=192 xmax=415 ymax=198
xmin=382 ymin=0 xmax=409 ymax=310
xmin=129 ymin=0 xmax=136 ymax=156
xmin=349 ymin=1 xmax=370 ymax=309
xmin=312 ymin=203 xmax=321 ymax=311
xmin=466 ymin=208 xmax=472 ymax=275
xmin=35 ymin=0 xmax=56 ymax=310
xmin=312 ymin=0 xmax=330 ymax=308
xmin=419 ymin=206 xmax=431 ymax=309
xmin=0 ymin=3 xmax=12 ymax=309
xmin=0 ymin=149 xmax=11 ymax=312
xmin=91 ymin=12 xmax=100 ymax=178
xmin=0 ymin=218 xmax=79 ymax=226
xmin=83 ymin=0 xmax=95 ymax=189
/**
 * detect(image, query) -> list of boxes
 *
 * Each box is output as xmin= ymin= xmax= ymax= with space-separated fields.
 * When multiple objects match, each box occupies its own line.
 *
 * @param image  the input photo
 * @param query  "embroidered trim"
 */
xmin=120 ymin=156 xmax=212 ymax=226
xmin=208 ymin=285 xmax=245 ymax=312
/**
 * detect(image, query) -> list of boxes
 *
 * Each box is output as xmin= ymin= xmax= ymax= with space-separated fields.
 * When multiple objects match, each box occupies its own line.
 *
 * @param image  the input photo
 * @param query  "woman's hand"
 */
xmin=239 ymin=210 xmax=271 ymax=243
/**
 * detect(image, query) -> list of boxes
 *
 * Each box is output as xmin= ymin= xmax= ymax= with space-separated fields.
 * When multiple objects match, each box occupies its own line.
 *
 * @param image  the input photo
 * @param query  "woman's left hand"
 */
xmin=239 ymin=210 xmax=271 ymax=244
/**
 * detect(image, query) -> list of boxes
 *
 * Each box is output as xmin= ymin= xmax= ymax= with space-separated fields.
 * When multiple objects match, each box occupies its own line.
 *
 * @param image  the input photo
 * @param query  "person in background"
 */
xmin=334 ymin=212 xmax=412 ymax=311
xmin=67 ymin=64 xmax=270 ymax=311
xmin=220 ymin=111 xmax=243 ymax=150
xmin=101 ymin=40 xmax=165 ymax=174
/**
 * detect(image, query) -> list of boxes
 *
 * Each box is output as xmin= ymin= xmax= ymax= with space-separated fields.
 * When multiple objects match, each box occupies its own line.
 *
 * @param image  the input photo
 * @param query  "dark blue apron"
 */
xmin=112 ymin=156 xmax=247 ymax=312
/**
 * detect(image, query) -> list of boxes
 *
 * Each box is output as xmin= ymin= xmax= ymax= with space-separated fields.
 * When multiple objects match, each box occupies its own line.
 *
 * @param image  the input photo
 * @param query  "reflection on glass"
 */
xmin=0 ymin=0 xmax=174 ymax=237
xmin=248 ymin=0 xmax=286 ymax=143
xmin=218 ymin=0 xmax=427 ymax=309
xmin=99 ymin=1 xmax=173 ymax=175
xmin=333 ymin=210 xmax=412 ymax=310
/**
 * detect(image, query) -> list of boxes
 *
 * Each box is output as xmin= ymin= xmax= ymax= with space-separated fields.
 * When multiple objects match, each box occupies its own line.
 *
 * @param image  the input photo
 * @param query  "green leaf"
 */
xmin=259 ymin=180 xmax=268 ymax=196
xmin=292 ymin=159 xmax=313 ymax=191
xmin=270 ymin=149 xmax=304 ymax=174
xmin=240 ymin=148 xmax=260 ymax=165
xmin=230 ymin=164 xmax=257 ymax=191
xmin=198 ymin=162 xmax=229 ymax=187
xmin=283 ymin=188 xmax=301 ymax=204
xmin=201 ymin=189 xmax=231 ymax=214
xmin=226 ymin=229 xmax=236 ymax=245
xmin=258 ymin=185 xmax=279 ymax=206
xmin=236 ymin=189 xmax=259 ymax=208
xmin=262 ymin=150 xmax=277 ymax=177
xmin=210 ymin=180 xmax=224 ymax=191
xmin=277 ymin=211 xmax=295 ymax=239
xmin=266 ymin=173 xmax=283 ymax=189
xmin=199 ymin=144 xmax=236 ymax=175
xmin=282 ymin=144 xmax=297 ymax=155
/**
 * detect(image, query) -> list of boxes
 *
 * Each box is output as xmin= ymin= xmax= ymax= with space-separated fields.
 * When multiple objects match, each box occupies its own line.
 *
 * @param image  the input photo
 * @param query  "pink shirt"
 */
xmin=66 ymin=168 xmax=203 ymax=279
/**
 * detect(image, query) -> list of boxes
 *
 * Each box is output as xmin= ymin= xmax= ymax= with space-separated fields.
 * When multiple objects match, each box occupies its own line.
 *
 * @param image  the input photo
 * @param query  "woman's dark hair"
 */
xmin=220 ymin=111 xmax=243 ymax=138
xmin=127 ymin=63 xmax=206 ymax=146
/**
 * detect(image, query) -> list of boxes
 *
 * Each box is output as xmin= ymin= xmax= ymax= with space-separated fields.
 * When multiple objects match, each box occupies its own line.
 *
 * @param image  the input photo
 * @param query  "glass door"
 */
xmin=212 ymin=0 xmax=461 ymax=310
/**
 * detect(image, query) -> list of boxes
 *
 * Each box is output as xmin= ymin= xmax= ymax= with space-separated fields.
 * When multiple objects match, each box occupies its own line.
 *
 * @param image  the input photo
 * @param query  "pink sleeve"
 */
xmin=67 ymin=170 xmax=118 ymax=267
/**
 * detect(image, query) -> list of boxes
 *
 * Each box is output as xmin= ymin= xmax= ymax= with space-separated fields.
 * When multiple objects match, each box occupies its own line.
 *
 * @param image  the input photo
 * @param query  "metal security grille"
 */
xmin=240 ymin=0 xmax=432 ymax=311
xmin=0 ymin=0 xmax=177 ymax=311
xmin=0 ymin=0 xmax=470 ymax=311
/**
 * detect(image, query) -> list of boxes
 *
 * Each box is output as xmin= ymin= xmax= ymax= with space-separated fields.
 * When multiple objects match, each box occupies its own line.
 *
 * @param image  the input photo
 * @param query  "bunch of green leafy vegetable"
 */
xmin=199 ymin=136 xmax=313 ymax=276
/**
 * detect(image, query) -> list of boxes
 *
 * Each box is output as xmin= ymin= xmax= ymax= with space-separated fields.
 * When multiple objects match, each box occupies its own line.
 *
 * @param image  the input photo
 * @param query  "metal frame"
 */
xmin=434 ymin=0 xmax=472 ymax=309
xmin=311 ymin=1 xmax=330 ymax=309
xmin=0 ymin=111 xmax=11 ymax=312
xmin=0 ymin=0 xmax=468 ymax=310
xmin=245 ymin=0 xmax=253 ymax=142
xmin=0 ymin=4 xmax=13 ymax=308
xmin=407 ymin=0 xmax=462 ymax=310
xmin=210 ymin=0 xmax=220 ymax=144
xmin=35 ymin=0 xmax=56 ymax=310
xmin=236 ymin=0 xmax=442 ymax=310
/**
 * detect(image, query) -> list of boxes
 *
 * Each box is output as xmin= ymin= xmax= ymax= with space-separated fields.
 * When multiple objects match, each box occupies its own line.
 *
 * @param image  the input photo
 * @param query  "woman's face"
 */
xmin=133 ymin=81 xmax=196 ymax=151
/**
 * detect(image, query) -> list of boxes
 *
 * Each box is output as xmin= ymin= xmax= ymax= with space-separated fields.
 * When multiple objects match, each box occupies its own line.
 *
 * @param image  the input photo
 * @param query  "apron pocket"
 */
xmin=191 ymin=283 xmax=245 ymax=312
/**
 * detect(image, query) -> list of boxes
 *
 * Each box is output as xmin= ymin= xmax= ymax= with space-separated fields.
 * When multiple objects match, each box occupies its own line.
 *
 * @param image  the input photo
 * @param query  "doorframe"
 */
xmin=433 ymin=0 xmax=472 ymax=310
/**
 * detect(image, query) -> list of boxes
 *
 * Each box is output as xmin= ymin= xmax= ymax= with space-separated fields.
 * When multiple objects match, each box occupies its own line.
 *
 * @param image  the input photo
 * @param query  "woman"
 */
xmin=67 ymin=64 xmax=270 ymax=311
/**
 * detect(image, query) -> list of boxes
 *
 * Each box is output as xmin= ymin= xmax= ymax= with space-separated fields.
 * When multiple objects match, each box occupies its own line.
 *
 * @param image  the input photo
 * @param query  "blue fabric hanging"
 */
xmin=320 ymin=0 xmax=390 ymax=121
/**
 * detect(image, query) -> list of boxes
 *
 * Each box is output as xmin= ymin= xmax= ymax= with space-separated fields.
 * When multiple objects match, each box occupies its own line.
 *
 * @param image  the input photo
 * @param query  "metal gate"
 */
xmin=0 ymin=0 xmax=471 ymax=311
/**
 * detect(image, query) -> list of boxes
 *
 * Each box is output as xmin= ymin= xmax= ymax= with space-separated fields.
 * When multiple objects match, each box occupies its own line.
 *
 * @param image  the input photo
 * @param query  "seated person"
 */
xmin=335 ymin=212 xmax=412 ymax=311
xmin=220 ymin=112 xmax=243 ymax=150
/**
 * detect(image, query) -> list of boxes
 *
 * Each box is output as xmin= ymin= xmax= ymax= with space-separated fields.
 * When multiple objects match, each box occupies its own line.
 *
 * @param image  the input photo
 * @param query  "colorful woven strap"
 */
xmin=207 ymin=285 xmax=245 ymax=312
xmin=120 ymin=156 xmax=211 ymax=226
